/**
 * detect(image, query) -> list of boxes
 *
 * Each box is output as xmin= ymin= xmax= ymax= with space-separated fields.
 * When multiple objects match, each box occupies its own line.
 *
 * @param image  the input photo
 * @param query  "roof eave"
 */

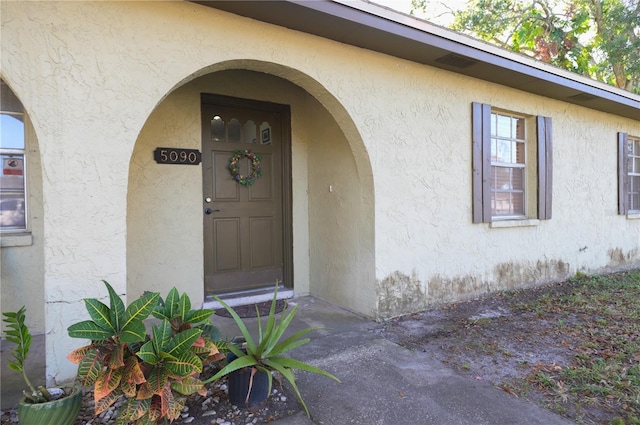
xmin=192 ymin=0 xmax=639 ymax=120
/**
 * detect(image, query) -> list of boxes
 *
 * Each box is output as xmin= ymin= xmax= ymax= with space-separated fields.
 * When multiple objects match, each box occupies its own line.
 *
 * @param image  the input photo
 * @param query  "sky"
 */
xmin=371 ymin=0 xmax=469 ymax=26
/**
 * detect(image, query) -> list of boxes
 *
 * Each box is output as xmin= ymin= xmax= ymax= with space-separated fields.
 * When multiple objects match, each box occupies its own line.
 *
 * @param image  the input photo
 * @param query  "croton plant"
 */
xmin=67 ymin=281 xmax=224 ymax=425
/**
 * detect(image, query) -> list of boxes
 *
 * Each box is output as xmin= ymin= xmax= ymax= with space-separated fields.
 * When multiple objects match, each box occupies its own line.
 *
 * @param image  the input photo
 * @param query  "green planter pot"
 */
xmin=18 ymin=386 xmax=82 ymax=425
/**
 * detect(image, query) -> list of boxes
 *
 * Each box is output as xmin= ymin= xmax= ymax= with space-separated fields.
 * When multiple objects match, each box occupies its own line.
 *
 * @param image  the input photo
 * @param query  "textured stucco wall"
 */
xmin=1 ymin=0 xmax=638 ymax=384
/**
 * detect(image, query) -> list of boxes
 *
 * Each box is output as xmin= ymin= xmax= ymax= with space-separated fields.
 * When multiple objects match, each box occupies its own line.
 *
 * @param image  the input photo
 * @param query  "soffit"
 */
xmin=192 ymin=0 xmax=639 ymax=120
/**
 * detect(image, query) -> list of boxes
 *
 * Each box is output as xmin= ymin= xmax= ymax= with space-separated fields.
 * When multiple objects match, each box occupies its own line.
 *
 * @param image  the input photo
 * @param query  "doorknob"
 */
xmin=204 ymin=208 xmax=220 ymax=215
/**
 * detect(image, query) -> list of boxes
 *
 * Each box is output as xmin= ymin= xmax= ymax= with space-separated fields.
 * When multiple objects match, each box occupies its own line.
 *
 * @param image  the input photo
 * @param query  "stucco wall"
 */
xmin=1 ymin=0 xmax=638 ymax=384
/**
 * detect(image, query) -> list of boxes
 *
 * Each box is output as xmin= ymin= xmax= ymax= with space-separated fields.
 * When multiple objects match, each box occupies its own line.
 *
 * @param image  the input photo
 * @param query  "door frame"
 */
xmin=200 ymin=93 xmax=293 ymax=290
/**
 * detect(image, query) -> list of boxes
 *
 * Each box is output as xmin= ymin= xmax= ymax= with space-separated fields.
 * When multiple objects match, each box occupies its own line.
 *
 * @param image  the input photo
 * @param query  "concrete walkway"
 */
xmin=2 ymin=296 xmax=575 ymax=424
xmin=210 ymin=296 xmax=574 ymax=425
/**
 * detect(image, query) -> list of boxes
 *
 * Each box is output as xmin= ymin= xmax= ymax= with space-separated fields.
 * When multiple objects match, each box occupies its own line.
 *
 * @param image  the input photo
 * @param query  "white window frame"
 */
xmin=1 ymin=83 xmax=28 ymax=234
xmin=490 ymin=111 xmax=527 ymax=219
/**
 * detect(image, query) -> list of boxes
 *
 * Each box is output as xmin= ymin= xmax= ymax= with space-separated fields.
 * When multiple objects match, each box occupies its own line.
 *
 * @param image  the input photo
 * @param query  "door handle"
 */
xmin=204 ymin=208 xmax=220 ymax=215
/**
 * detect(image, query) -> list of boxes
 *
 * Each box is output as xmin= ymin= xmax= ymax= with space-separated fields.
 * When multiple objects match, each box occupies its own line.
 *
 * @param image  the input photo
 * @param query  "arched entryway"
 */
xmin=127 ymin=63 xmax=376 ymax=317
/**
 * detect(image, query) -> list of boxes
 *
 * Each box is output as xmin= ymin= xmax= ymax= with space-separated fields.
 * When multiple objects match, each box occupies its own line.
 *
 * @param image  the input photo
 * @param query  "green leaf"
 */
xmin=178 ymin=293 xmax=191 ymax=321
xmin=184 ymin=308 xmax=215 ymax=324
xmin=212 ymin=296 xmax=256 ymax=353
xmin=165 ymin=351 xmax=202 ymax=378
xmin=137 ymin=340 xmax=159 ymax=365
xmin=84 ymin=298 xmax=114 ymax=333
xmin=104 ymin=280 xmax=126 ymax=332
xmin=2 ymin=307 xmax=31 ymax=374
xmin=163 ymin=287 xmax=180 ymax=319
xmin=122 ymin=291 xmax=160 ymax=331
xmin=261 ymin=303 xmax=299 ymax=356
xmin=67 ymin=320 xmax=114 ymax=340
xmin=119 ymin=320 xmax=147 ymax=343
xmin=268 ymin=356 xmax=340 ymax=382
xmin=203 ymin=355 xmax=259 ymax=384
xmin=164 ymin=328 xmax=202 ymax=357
xmin=262 ymin=359 xmax=309 ymax=416
xmin=151 ymin=320 xmax=172 ymax=353
xmin=170 ymin=376 xmax=205 ymax=396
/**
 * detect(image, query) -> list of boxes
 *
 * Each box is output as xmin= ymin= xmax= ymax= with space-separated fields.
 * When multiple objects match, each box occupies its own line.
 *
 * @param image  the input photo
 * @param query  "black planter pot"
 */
xmin=226 ymin=353 xmax=269 ymax=408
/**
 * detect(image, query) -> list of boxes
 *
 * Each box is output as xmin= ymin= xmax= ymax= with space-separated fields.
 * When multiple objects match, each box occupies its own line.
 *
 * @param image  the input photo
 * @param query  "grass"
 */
xmin=514 ymin=270 xmax=640 ymax=425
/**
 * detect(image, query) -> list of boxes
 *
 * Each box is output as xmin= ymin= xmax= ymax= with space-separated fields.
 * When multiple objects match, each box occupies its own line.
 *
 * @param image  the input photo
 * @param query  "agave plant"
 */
xmin=203 ymin=287 xmax=340 ymax=416
xmin=67 ymin=281 xmax=223 ymax=425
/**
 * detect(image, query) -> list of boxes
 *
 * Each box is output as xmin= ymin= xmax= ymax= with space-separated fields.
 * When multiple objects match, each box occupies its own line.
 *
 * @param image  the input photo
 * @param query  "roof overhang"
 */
xmin=192 ymin=0 xmax=639 ymax=120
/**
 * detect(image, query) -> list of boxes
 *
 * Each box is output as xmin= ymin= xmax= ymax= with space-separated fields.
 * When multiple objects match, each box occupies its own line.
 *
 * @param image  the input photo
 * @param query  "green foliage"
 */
xmin=521 ymin=271 xmax=640 ymax=424
xmin=68 ymin=281 xmax=224 ymax=425
xmin=412 ymin=0 xmax=640 ymax=92
xmin=203 ymin=288 xmax=340 ymax=417
xmin=2 ymin=307 xmax=51 ymax=403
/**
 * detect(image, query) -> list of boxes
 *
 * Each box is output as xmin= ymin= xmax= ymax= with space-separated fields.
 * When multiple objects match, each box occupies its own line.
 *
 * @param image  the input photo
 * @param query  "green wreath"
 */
xmin=228 ymin=149 xmax=263 ymax=187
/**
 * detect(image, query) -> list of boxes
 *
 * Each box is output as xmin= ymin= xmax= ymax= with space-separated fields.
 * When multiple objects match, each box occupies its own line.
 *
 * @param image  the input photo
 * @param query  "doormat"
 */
xmin=214 ymin=299 xmax=288 ymax=319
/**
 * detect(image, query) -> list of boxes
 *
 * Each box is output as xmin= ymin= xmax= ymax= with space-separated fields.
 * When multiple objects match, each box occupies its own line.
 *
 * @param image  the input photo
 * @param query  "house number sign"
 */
xmin=154 ymin=148 xmax=201 ymax=165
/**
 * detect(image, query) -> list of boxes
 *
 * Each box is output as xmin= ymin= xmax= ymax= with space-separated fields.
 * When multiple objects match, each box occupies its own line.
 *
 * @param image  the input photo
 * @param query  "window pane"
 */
xmin=1 ymin=113 xmax=24 ymax=149
xmin=211 ymin=116 xmax=224 ymax=142
xmin=514 ymin=141 xmax=525 ymax=164
xmin=513 ymin=117 xmax=525 ymax=139
xmin=496 ymin=115 xmax=511 ymax=138
xmin=228 ymin=118 xmax=241 ymax=143
xmin=243 ymin=120 xmax=257 ymax=144
xmin=0 ymin=154 xmax=26 ymax=229
xmin=631 ymin=175 xmax=640 ymax=211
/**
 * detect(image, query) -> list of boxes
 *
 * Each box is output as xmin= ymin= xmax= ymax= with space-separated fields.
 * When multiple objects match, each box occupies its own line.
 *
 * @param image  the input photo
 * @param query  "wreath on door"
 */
xmin=228 ymin=149 xmax=263 ymax=187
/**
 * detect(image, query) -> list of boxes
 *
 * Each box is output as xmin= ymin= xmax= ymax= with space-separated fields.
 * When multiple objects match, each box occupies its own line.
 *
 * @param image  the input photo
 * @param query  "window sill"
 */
xmin=490 ymin=219 xmax=540 ymax=228
xmin=0 ymin=232 xmax=33 ymax=247
xmin=627 ymin=212 xmax=640 ymax=220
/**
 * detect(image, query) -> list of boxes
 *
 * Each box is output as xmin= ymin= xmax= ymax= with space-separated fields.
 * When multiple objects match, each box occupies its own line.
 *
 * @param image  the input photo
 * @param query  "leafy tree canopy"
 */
xmin=412 ymin=0 xmax=640 ymax=93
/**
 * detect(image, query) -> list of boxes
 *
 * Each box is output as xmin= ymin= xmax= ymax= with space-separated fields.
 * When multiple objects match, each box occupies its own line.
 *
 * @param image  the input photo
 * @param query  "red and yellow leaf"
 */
xmin=136 ymin=383 xmax=154 ymax=400
xmin=77 ymin=348 xmax=103 ymax=386
xmin=94 ymin=368 xmax=123 ymax=402
xmin=67 ymin=344 xmax=96 ymax=364
xmin=94 ymin=390 xmax=120 ymax=415
xmin=108 ymin=343 xmax=125 ymax=369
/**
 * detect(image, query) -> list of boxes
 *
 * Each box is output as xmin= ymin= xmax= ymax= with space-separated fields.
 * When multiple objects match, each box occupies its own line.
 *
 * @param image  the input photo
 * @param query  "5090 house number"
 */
xmin=154 ymin=148 xmax=201 ymax=165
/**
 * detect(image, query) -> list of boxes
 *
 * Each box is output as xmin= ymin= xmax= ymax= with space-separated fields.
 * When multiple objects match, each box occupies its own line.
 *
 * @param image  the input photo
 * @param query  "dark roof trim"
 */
xmin=194 ymin=0 xmax=639 ymax=120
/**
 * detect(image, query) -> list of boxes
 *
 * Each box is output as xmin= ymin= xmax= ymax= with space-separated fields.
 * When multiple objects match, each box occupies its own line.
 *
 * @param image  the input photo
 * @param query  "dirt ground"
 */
xmin=378 ymin=279 xmax=619 ymax=424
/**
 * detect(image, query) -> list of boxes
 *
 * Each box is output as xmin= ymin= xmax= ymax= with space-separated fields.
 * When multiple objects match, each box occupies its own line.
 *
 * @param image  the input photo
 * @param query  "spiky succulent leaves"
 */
xmin=205 ymin=353 xmax=259 ymax=384
xmin=211 ymin=296 xmax=257 ymax=353
xmin=263 ymin=356 xmax=339 ymax=417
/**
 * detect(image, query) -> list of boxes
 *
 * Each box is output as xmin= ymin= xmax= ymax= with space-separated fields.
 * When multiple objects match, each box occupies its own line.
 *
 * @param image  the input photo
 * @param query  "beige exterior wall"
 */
xmin=1 ymin=0 xmax=638 ymax=384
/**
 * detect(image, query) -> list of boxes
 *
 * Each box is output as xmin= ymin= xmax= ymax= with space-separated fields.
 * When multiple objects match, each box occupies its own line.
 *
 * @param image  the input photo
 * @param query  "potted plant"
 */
xmin=203 ymin=287 xmax=340 ymax=416
xmin=67 ymin=281 xmax=225 ymax=424
xmin=2 ymin=306 xmax=82 ymax=425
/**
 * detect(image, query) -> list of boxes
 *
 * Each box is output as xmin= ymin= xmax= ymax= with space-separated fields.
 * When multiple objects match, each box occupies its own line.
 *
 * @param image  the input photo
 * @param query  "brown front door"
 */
xmin=201 ymin=94 xmax=289 ymax=294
